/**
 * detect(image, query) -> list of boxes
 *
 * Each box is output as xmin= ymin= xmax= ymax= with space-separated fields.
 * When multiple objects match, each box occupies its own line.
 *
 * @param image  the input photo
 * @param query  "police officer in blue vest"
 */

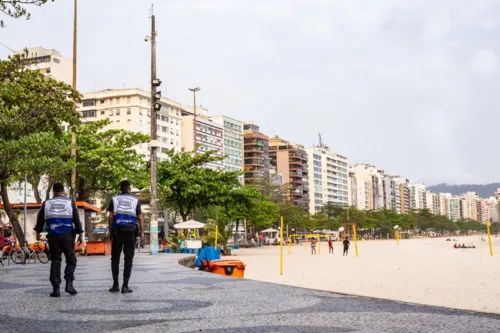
xmin=107 ymin=180 xmax=144 ymax=293
xmin=34 ymin=182 xmax=83 ymax=297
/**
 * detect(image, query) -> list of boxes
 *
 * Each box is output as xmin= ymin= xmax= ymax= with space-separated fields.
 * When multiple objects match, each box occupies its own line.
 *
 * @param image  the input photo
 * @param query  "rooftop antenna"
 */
xmin=316 ymin=132 xmax=329 ymax=149
xmin=149 ymin=3 xmax=153 ymax=18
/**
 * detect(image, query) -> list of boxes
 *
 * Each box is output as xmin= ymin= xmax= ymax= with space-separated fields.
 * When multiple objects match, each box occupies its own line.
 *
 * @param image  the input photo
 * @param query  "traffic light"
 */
xmin=153 ymin=91 xmax=161 ymax=112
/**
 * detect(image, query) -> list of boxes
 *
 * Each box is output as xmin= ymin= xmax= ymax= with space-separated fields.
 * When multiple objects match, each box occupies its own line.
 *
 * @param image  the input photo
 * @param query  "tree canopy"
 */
xmin=0 ymin=53 xmax=80 ymax=244
xmin=0 ymin=0 xmax=54 ymax=28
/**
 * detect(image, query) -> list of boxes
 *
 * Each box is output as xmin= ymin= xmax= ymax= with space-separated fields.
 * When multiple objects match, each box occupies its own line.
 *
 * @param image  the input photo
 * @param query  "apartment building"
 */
xmin=424 ymin=191 xmax=434 ymax=213
xmin=211 ymin=116 xmax=244 ymax=183
xmin=243 ymin=122 xmax=270 ymax=184
xmin=409 ymin=184 xmax=426 ymax=210
xmin=181 ymin=115 xmax=224 ymax=170
xmin=78 ymin=89 xmax=182 ymax=162
xmin=392 ymin=177 xmax=410 ymax=214
xmin=350 ymin=164 xmax=375 ymax=211
xmin=269 ymin=136 xmax=309 ymax=209
xmin=306 ymin=146 xmax=349 ymax=214
xmin=447 ymin=196 xmax=460 ymax=221
xmin=14 ymin=47 xmax=72 ymax=85
xmin=459 ymin=192 xmax=479 ymax=221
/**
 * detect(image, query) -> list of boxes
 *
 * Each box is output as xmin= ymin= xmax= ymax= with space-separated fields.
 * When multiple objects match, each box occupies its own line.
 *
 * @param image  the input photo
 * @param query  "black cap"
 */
xmin=53 ymin=182 xmax=65 ymax=193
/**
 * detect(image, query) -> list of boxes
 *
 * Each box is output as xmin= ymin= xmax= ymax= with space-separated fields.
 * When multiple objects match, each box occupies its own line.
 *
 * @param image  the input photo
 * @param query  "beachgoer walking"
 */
xmin=343 ymin=237 xmax=350 ymax=256
xmin=328 ymin=237 xmax=333 ymax=254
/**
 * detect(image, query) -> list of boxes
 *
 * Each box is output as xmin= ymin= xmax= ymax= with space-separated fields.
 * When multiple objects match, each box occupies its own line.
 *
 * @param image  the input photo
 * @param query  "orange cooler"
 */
xmin=208 ymin=260 xmax=246 ymax=278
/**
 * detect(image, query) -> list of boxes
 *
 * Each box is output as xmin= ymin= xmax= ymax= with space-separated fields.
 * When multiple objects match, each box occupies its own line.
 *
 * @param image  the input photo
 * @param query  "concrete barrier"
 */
xmin=177 ymin=255 xmax=196 ymax=269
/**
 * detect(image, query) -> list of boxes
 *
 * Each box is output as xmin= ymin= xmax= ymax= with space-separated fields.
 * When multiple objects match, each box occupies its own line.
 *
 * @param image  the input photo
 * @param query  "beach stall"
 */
xmin=174 ymin=220 xmax=205 ymax=251
xmin=261 ymin=228 xmax=279 ymax=245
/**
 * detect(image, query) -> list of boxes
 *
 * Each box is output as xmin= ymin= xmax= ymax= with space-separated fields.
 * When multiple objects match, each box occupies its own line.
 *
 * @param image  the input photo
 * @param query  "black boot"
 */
xmin=121 ymin=279 xmax=133 ymax=293
xmin=65 ymin=280 xmax=78 ymax=295
xmin=109 ymin=276 xmax=119 ymax=292
xmin=50 ymin=287 xmax=60 ymax=297
xmin=109 ymin=283 xmax=120 ymax=292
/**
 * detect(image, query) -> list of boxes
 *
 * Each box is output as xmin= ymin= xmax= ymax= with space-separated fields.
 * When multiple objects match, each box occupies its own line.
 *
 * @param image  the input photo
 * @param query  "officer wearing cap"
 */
xmin=107 ymin=180 xmax=144 ymax=293
xmin=34 ymin=182 xmax=83 ymax=297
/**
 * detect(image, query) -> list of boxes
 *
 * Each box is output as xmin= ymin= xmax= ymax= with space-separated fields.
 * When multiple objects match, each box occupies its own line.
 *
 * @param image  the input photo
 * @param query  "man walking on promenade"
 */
xmin=343 ymin=237 xmax=350 ymax=256
xmin=108 ymin=180 xmax=144 ymax=294
xmin=34 ymin=182 xmax=83 ymax=297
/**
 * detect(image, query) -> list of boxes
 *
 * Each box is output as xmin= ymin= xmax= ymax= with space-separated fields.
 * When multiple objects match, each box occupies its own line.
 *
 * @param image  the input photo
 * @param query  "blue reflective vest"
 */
xmin=44 ymin=197 xmax=74 ymax=235
xmin=112 ymin=194 xmax=139 ymax=229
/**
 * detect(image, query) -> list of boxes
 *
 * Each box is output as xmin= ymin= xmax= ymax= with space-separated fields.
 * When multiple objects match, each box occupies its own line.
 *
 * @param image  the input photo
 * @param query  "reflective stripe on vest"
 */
xmin=44 ymin=198 xmax=74 ymax=235
xmin=112 ymin=194 xmax=138 ymax=228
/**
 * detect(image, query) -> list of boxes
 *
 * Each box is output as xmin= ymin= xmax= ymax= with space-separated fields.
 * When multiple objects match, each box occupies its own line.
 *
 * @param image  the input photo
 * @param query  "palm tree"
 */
xmin=202 ymin=219 xmax=233 ymax=254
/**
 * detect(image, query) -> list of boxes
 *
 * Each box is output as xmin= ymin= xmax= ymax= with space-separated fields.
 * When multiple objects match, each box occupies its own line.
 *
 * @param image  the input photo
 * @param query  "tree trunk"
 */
xmin=33 ymin=177 xmax=42 ymax=203
xmin=234 ymin=219 xmax=240 ymax=244
xmin=0 ymin=181 xmax=26 ymax=245
xmin=45 ymin=181 xmax=52 ymax=200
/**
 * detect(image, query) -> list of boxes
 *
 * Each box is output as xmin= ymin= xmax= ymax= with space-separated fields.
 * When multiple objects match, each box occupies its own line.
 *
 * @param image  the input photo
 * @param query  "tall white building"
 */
xmin=409 ymin=184 xmax=426 ymax=210
xmin=350 ymin=164 xmax=376 ymax=211
xmin=306 ymin=146 xmax=349 ymax=214
xmin=210 ymin=116 xmax=244 ymax=183
xmin=181 ymin=115 xmax=224 ymax=170
xmin=14 ymin=47 xmax=72 ymax=85
xmin=78 ymin=88 xmax=182 ymax=161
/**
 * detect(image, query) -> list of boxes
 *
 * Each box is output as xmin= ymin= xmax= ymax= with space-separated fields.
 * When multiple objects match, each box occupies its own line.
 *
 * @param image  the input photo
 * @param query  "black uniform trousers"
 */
xmin=111 ymin=226 xmax=137 ymax=283
xmin=47 ymin=231 xmax=77 ymax=287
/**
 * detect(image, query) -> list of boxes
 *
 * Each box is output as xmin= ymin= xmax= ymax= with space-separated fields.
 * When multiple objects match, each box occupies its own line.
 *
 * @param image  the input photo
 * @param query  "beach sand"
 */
xmin=232 ymin=236 xmax=500 ymax=314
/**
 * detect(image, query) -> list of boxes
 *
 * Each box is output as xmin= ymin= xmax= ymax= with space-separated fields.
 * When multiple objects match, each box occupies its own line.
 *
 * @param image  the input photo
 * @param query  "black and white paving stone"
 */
xmin=0 ymin=252 xmax=499 ymax=332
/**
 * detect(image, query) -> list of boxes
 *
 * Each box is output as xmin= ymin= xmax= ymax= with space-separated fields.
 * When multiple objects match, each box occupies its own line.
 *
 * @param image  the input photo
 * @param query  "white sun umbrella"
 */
xmin=261 ymin=228 xmax=279 ymax=233
xmin=174 ymin=220 xmax=206 ymax=229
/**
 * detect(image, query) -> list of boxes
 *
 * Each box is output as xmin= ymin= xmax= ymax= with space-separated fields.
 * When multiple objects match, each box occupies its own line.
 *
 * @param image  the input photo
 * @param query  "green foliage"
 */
xmin=157 ymin=149 xmax=240 ymax=221
xmin=70 ymin=120 xmax=149 ymax=200
xmin=203 ymin=218 xmax=233 ymax=252
xmin=0 ymin=53 xmax=79 ymax=244
xmin=0 ymin=0 xmax=54 ymax=28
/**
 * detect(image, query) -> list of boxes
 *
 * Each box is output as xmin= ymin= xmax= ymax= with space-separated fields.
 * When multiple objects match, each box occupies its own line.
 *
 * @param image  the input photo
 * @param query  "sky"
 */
xmin=1 ymin=0 xmax=499 ymax=185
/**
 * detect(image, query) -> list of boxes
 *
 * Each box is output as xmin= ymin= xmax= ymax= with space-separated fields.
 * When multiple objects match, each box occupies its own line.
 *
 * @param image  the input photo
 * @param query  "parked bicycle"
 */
xmin=11 ymin=240 xmax=50 ymax=264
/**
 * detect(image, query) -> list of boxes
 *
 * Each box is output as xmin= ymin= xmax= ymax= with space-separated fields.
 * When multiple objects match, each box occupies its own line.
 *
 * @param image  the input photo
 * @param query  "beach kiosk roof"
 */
xmin=261 ymin=228 xmax=279 ymax=233
xmin=174 ymin=220 xmax=205 ymax=229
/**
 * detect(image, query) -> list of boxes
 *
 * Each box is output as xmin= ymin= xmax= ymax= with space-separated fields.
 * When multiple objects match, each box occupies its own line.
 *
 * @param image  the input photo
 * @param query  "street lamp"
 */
xmin=188 ymin=87 xmax=200 ymax=154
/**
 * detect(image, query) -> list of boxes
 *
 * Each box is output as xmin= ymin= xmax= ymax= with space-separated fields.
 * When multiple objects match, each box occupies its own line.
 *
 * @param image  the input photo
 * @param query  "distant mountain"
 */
xmin=427 ymin=183 xmax=500 ymax=198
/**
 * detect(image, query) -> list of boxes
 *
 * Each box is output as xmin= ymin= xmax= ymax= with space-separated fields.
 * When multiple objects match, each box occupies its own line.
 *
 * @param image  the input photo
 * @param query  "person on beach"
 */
xmin=310 ymin=237 xmax=317 ymax=255
xmin=342 ymin=237 xmax=350 ymax=256
xmin=328 ymin=237 xmax=333 ymax=254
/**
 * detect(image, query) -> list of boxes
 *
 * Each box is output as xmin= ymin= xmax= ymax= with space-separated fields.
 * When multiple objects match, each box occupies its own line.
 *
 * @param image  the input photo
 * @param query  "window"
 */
xmin=82 ymin=99 xmax=96 ymax=107
xmin=116 ymin=109 xmax=120 ymax=115
xmin=127 ymin=108 xmax=131 ymax=115
xmin=117 ymin=120 xmax=120 ymax=123
xmin=100 ymin=99 xmax=105 ymax=104
xmin=45 ymin=68 xmax=51 ymax=74
xmin=82 ymin=110 xmax=96 ymax=118
xmin=162 ymin=126 xmax=167 ymax=132
xmin=161 ymin=115 xmax=168 ymax=122
xmin=109 ymin=110 xmax=113 ymax=116
xmin=53 ymin=57 xmax=60 ymax=64
xmin=127 ymin=119 xmax=131 ymax=122
xmin=100 ymin=110 xmax=105 ymax=115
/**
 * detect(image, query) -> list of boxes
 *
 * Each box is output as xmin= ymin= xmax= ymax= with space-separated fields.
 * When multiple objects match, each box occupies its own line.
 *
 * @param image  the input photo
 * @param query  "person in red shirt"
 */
xmin=328 ymin=237 xmax=333 ymax=254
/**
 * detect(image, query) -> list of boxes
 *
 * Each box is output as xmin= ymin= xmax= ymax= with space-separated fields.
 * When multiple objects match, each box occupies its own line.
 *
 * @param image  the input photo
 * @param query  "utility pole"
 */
xmin=70 ymin=0 xmax=78 ymax=199
xmin=148 ymin=9 xmax=160 ymax=255
xmin=188 ymin=87 xmax=200 ymax=154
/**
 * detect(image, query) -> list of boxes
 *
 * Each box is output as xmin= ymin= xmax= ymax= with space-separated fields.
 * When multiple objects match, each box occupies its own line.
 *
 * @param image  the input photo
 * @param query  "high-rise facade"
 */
xmin=350 ymin=164 xmax=375 ymax=211
xmin=269 ymin=137 xmax=309 ymax=209
xmin=181 ymin=115 xmax=224 ymax=170
xmin=243 ymin=122 xmax=270 ymax=184
xmin=14 ymin=47 xmax=72 ymax=85
xmin=211 ymin=116 xmax=244 ymax=182
xmin=306 ymin=146 xmax=349 ymax=214
xmin=78 ymin=88 xmax=182 ymax=161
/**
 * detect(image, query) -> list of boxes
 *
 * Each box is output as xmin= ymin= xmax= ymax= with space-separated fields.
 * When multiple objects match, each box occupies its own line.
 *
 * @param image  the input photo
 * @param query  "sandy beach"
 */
xmin=232 ymin=236 xmax=500 ymax=314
